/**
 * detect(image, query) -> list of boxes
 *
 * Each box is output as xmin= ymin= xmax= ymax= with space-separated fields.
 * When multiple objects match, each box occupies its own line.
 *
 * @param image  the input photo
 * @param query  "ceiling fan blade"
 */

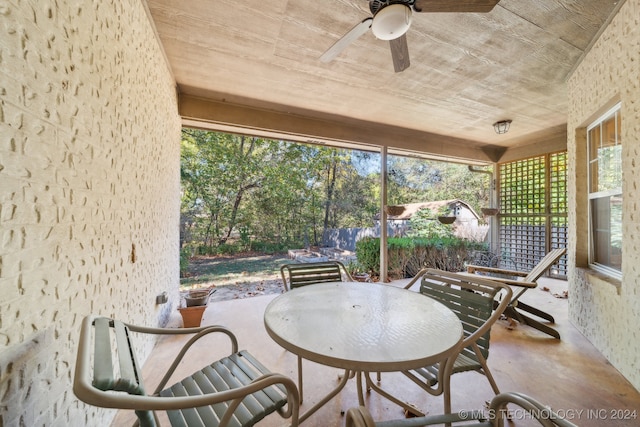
xmin=414 ymin=0 xmax=500 ymax=13
xmin=389 ymin=34 xmax=410 ymax=72
xmin=320 ymin=17 xmax=373 ymax=63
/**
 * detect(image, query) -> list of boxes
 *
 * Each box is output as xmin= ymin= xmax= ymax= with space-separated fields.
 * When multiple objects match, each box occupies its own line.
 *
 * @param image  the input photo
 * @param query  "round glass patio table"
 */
xmin=263 ymin=281 xmax=463 ymax=420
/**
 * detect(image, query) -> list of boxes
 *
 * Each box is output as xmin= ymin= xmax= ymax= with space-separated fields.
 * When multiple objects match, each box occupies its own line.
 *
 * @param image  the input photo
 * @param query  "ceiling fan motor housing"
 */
xmin=370 ymin=1 xmax=413 ymax=40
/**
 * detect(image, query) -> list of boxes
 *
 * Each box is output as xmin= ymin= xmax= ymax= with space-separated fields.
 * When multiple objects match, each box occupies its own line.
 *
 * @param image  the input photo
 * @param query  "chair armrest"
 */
xmin=140 ymin=325 xmax=239 ymax=393
xmin=125 ymin=322 xmax=234 ymax=338
xmin=337 ymin=260 xmax=354 ymax=281
xmin=346 ymin=407 xmax=376 ymax=427
xmin=403 ymin=269 xmax=428 ymax=290
xmin=487 ymin=278 xmax=537 ymax=288
xmin=76 ymin=371 xmax=299 ymax=412
xmin=489 ymin=392 xmax=578 ymax=427
xmin=467 ymin=275 xmax=538 ymax=289
xmin=122 ymin=322 xmax=240 ymax=393
xmin=462 ymin=269 xmax=537 ymax=288
xmin=345 ymin=392 xmax=577 ymax=427
xmin=346 ymin=406 xmax=488 ymax=427
xmin=459 ymin=276 xmax=513 ymax=346
xmin=466 ymin=264 xmax=529 ymax=277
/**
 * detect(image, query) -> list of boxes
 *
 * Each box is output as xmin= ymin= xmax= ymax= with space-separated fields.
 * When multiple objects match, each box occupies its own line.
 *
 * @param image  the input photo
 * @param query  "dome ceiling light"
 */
xmin=371 ymin=4 xmax=412 ymax=40
xmin=493 ymin=120 xmax=512 ymax=134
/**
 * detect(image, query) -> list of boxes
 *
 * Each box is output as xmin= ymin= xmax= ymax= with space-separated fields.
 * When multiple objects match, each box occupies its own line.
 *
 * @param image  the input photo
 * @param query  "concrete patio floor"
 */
xmin=112 ymin=277 xmax=640 ymax=426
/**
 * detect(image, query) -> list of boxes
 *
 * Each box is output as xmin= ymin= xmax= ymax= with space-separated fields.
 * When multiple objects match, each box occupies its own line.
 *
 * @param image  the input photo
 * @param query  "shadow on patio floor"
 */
xmin=113 ymin=277 xmax=640 ymax=426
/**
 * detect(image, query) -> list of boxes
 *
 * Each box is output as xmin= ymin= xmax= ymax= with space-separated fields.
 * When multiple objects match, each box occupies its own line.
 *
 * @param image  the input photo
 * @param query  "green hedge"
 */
xmin=355 ymin=237 xmax=487 ymax=279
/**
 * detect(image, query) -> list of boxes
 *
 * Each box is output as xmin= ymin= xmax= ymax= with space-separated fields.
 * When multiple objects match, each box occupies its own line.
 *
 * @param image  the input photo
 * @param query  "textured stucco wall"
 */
xmin=567 ymin=0 xmax=640 ymax=391
xmin=0 ymin=0 xmax=181 ymax=425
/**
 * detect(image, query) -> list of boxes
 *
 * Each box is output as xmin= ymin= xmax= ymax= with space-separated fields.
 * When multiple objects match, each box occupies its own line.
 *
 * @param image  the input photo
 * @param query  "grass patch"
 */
xmin=180 ymin=253 xmax=290 ymax=289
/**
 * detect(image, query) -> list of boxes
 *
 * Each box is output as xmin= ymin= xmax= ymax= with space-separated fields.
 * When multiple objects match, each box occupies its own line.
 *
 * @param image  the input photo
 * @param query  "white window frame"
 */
xmin=587 ymin=102 xmax=622 ymax=280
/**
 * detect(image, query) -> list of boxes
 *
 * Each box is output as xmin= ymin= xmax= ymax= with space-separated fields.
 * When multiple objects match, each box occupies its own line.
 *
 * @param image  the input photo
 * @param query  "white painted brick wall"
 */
xmin=0 ymin=0 xmax=181 ymax=425
xmin=567 ymin=0 xmax=640 ymax=391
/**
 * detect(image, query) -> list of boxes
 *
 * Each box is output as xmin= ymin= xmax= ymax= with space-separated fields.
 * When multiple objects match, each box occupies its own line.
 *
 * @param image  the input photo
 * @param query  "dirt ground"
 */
xmin=208 ymin=279 xmax=285 ymax=302
xmin=181 ymin=254 xmax=289 ymax=302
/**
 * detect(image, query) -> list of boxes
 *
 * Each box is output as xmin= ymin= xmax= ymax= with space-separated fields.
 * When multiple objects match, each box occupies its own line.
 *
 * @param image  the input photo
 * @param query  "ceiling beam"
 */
xmin=180 ymin=94 xmax=567 ymax=164
xmin=179 ymin=94 xmax=502 ymax=164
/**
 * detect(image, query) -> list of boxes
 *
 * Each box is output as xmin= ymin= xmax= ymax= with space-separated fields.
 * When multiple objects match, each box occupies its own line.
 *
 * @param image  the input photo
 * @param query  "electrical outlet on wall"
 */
xmin=156 ymin=292 xmax=168 ymax=305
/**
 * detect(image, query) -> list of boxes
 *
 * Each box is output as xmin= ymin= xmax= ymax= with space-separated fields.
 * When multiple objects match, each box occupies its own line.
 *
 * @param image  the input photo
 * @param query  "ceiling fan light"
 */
xmin=371 ymin=4 xmax=412 ymax=41
xmin=493 ymin=120 xmax=512 ymax=134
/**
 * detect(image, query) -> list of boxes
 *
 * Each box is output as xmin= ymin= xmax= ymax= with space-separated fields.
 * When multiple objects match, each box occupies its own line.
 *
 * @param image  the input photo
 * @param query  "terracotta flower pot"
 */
xmin=178 ymin=305 xmax=208 ymax=328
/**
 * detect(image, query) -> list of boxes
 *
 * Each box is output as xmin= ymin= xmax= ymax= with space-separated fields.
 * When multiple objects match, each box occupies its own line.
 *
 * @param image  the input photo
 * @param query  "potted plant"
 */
xmin=436 ymin=205 xmax=456 ymax=224
xmin=178 ymin=287 xmax=215 ymax=327
xmin=437 ymin=215 xmax=456 ymax=224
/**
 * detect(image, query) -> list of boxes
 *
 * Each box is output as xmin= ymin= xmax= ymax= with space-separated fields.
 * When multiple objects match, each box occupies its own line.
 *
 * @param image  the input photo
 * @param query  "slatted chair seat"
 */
xmin=159 ymin=351 xmax=290 ymax=427
xmin=409 ymin=352 xmax=488 ymax=389
xmin=73 ymin=315 xmax=299 ymax=427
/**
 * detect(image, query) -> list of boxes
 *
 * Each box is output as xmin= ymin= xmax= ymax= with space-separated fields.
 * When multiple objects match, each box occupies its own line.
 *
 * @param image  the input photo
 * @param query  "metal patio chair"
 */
xmin=465 ymin=247 xmax=566 ymax=339
xmin=370 ymin=269 xmax=512 ymax=416
xmin=346 ymin=391 xmax=578 ymax=427
xmin=279 ymin=260 xmax=354 ymax=402
xmin=73 ymin=314 xmax=299 ymax=427
xmin=280 ymin=260 xmax=353 ymax=290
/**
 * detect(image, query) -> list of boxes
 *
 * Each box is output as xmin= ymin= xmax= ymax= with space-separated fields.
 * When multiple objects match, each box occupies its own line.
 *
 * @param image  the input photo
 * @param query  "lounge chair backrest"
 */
xmin=524 ymin=248 xmax=566 ymax=283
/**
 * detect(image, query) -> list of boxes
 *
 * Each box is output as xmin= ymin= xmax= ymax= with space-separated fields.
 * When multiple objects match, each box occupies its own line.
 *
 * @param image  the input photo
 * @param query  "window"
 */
xmin=587 ymin=103 xmax=622 ymax=277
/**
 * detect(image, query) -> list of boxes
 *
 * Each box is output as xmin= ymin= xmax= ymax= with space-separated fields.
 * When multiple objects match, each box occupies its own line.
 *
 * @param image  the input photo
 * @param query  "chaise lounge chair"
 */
xmin=465 ymin=247 xmax=566 ymax=339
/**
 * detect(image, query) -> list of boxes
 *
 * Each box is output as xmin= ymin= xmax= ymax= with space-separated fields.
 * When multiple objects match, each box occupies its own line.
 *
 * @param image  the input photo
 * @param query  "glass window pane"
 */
xmin=590 ymin=195 xmax=622 ymax=270
xmin=602 ymin=115 xmax=617 ymax=147
xmin=589 ymin=161 xmax=599 ymax=193
xmin=588 ymin=104 xmax=622 ymax=273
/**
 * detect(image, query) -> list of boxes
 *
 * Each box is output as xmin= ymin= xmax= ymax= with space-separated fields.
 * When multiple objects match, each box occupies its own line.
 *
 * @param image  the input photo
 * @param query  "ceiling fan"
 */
xmin=320 ymin=0 xmax=500 ymax=72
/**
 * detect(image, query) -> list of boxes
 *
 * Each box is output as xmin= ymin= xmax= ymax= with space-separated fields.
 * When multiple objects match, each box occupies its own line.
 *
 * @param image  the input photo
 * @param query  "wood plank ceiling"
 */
xmin=145 ymin=0 xmax=621 ymax=162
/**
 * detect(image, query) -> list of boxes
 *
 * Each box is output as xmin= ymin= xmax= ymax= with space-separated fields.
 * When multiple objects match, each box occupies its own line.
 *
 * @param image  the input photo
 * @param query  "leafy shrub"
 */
xmin=197 ymin=245 xmax=216 ymax=256
xmin=217 ymin=243 xmax=239 ymax=255
xmin=355 ymin=236 xmax=487 ymax=279
xmin=354 ymin=237 xmax=380 ymax=275
xmin=250 ymin=240 xmax=290 ymax=254
xmin=408 ymin=207 xmax=455 ymax=239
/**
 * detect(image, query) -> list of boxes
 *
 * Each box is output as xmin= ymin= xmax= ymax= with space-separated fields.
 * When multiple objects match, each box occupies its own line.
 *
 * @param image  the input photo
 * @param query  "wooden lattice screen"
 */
xmin=498 ymin=152 xmax=568 ymax=278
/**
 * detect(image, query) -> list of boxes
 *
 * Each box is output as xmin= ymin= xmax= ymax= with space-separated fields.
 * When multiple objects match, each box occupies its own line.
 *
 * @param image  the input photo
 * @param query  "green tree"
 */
xmin=407 ymin=208 xmax=455 ymax=239
xmin=181 ymin=130 xmax=312 ymax=249
xmin=180 ymin=129 xmax=491 ymax=254
xmin=386 ymin=156 xmax=490 ymax=214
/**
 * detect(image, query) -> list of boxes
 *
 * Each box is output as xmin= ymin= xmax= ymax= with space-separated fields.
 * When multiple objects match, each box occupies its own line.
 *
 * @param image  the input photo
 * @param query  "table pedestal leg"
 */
xmin=363 ymin=372 xmax=425 ymax=417
xmin=298 ymin=369 xmax=353 ymax=424
xmin=356 ymin=371 xmax=365 ymax=406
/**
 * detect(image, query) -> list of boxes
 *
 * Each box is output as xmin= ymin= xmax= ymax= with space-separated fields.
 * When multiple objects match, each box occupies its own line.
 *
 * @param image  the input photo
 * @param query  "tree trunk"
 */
xmin=323 ymin=159 xmax=337 ymax=240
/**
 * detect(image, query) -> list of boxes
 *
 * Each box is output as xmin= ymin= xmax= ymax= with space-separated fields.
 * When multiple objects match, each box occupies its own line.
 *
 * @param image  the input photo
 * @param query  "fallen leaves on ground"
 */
xmin=541 ymin=286 xmax=568 ymax=298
